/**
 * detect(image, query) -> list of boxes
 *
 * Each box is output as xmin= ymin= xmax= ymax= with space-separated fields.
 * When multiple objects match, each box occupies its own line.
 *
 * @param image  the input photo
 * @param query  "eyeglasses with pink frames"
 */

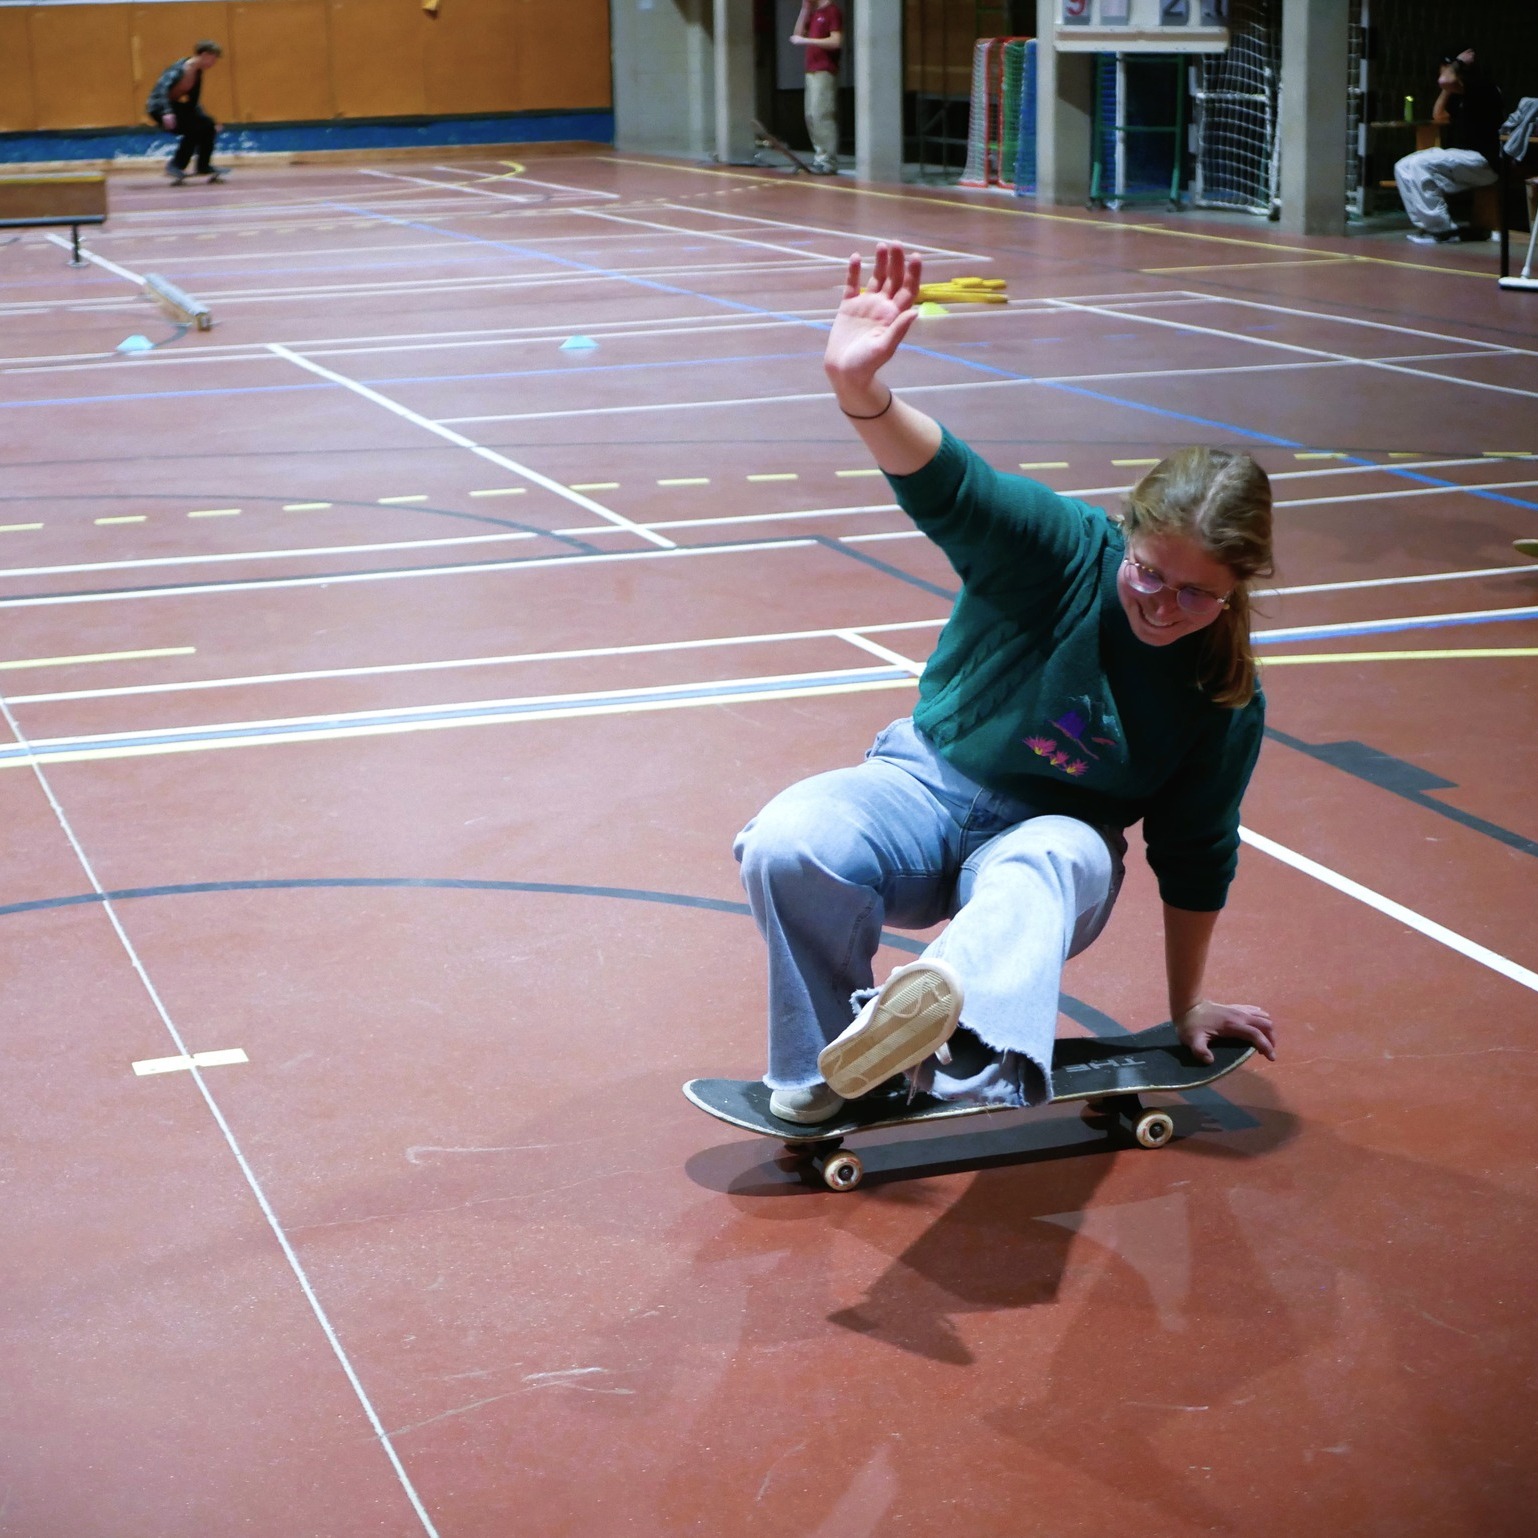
xmin=1121 ymin=556 xmax=1230 ymax=617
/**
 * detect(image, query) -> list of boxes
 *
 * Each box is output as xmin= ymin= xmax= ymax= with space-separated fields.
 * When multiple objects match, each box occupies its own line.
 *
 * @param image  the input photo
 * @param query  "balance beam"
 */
xmin=144 ymin=273 xmax=213 ymax=331
xmin=0 ymin=173 xmax=107 ymax=265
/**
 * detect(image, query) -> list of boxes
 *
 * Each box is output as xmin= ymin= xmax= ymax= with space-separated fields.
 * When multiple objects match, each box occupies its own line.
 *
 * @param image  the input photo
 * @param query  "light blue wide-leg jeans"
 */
xmin=734 ymin=719 xmax=1125 ymax=1106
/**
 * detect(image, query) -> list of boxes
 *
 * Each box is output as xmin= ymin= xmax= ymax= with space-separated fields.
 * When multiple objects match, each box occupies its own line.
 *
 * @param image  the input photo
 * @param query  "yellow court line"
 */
xmin=1020 ymin=461 xmax=1069 ymax=469
xmin=95 ymin=515 xmax=146 ymax=525
xmin=0 ymin=647 xmax=194 ymax=672
xmin=569 ymin=482 xmax=619 ymax=492
xmin=659 ymin=477 xmax=709 ymax=487
xmin=1294 ymin=452 xmax=1346 ymax=459
xmin=837 ymin=468 xmax=883 ymax=477
xmin=0 ymin=523 xmax=43 ymax=533
xmin=594 ymin=154 xmax=1489 ymax=278
xmin=1142 ymin=258 xmax=1354 ymax=272
xmin=378 ymin=495 xmax=428 ymax=505
xmin=188 ymin=508 xmax=239 ymax=519
xmin=1261 ymin=648 xmax=1538 ymax=666
xmin=748 ymin=473 xmax=798 ymax=482
xmin=469 ymin=487 xmax=526 ymax=497
xmin=282 ymin=502 xmax=331 ymax=511
xmin=1111 ymin=457 xmax=1159 ymax=467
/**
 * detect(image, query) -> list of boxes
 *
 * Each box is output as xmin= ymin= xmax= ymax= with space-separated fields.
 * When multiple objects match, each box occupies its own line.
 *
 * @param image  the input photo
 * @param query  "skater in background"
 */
xmin=147 ymin=41 xmax=226 ymax=186
xmin=789 ymin=1 xmax=843 ymax=174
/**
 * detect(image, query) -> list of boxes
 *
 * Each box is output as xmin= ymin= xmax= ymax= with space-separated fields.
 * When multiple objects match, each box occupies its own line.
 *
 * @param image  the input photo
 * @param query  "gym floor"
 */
xmin=2 ymin=150 xmax=1535 ymax=1537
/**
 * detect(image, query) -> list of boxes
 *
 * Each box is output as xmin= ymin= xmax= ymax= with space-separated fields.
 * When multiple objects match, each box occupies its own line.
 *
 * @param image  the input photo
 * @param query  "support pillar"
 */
xmin=854 ymin=1 xmax=901 ymax=184
xmin=714 ymin=0 xmax=756 ymax=166
xmin=1278 ymin=0 xmax=1348 ymax=235
xmin=1034 ymin=0 xmax=1094 ymax=206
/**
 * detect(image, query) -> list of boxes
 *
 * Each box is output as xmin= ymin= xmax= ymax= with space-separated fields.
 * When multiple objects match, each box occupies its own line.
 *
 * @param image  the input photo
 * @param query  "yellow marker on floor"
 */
xmin=659 ymin=477 xmax=709 ymax=487
xmin=1484 ymin=451 xmax=1533 ymax=458
xmin=0 ymin=646 xmax=194 ymax=672
xmin=1020 ymin=461 xmax=1069 ymax=470
xmin=95 ymin=515 xmax=146 ymax=525
xmin=917 ymin=277 xmax=1007 ymax=306
xmin=748 ymin=473 xmax=798 ymax=483
xmin=837 ymin=468 xmax=883 ymax=478
xmin=1295 ymin=451 xmax=1347 ymax=459
xmin=0 ymin=523 xmax=43 ymax=533
xmin=133 ymin=1048 xmax=248 ymax=1077
xmin=1112 ymin=458 xmax=1160 ymax=467
xmin=379 ymin=495 xmax=428 ymax=505
xmin=1387 ymin=452 xmax=1422 ymax=459
xmin=188 ymin=508 xmax=240 ymax=518
xmin=570 ymin=482 xmax=619 ymax=492
xmin=282 ymin=502 xmax=332 ymax=511
xmin=469 ymin=487 xmax=526 ymax=497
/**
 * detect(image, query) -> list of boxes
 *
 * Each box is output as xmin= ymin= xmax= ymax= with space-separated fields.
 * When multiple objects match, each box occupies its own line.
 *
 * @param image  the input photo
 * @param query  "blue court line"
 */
xmin=323 ymin=201 xmax=1538 ymax=512
xmin=0 ymin=382 xmax=334 ymax=411
xmin=0 ymin=874 xmax=1134 ymax=1049
xmin=0 ymin=667 xmax=915 ymax=765
xmin=1253 ymin=606 xmax=1538 ymax=644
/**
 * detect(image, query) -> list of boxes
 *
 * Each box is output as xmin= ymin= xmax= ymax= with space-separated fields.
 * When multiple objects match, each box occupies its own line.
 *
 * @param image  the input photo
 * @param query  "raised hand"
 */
xmin=823 ymin=241 xmax=924 ymax=401
xmin=1176 ymin=1000 xmax=1276 ymax=1065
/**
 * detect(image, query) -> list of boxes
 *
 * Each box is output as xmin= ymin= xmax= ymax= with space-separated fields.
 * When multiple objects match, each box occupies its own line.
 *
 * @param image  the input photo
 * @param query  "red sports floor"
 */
xmin=2 ymin=150 xmax=1535 ymax=1537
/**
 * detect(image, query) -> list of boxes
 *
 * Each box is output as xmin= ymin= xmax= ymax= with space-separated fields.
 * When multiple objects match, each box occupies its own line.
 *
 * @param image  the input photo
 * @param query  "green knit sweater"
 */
xmin=888 ymin=430 xmax=1264 ymax=912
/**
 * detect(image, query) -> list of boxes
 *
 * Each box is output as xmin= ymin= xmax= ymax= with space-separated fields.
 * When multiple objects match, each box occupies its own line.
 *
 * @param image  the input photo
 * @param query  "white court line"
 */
xmin=573 ymin=205 xmax=854 ymax=266
xmin=1046 ymin=294 xmax=1538 ymax=403
xmin=432 ymin=351 xmax=1519 ymax=428
xmin=358 ymin=166 xmax=620 ymax=203
xmin=1259 ymin=565 xmax=1538 ymax=598
xmin=661 ymin=201 xmax=988 ymax=263
xmin=0 ymin=529 xmax=542 ymax=581
xmin=0 ymin=537 xmax=813 ymax=608
xmin=1 ymin=666 xmax=916 ymax=766
xmin=1240 ymin=827 xmax=1538 ymax=994
xmin=8 ymin=619 xmax=946 ymax=705
xmin=1276 ymin=478 xmax=1538 ymax=510
xmin=1166 ymin=288 xmax=1538 ymax=360
xmin=0 ymin=695 xmax=441 ymax=1536
xmin=1256 ymin=603 xmax=1538 ymax=641
xmin=42 ymin=234 xmax=146 ymax=287
xmin=265 ymin=343 xmax=675 ymax=550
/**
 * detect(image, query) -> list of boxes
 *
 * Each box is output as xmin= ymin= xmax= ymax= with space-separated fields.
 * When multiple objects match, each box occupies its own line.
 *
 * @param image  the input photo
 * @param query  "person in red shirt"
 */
xmin=790 ymin=2 xmax=843 ymax=174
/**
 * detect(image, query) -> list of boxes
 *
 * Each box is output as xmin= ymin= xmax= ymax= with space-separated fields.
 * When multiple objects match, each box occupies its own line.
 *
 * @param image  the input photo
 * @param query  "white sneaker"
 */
xmin=768 ymin=1082 xmax=847 ymax=1125
xmin=818 ymin=960 xmax=964 ymax=1100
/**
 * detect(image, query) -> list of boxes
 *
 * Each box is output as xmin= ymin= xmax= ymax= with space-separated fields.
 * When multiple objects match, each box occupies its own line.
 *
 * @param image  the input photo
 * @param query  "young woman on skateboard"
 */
xmin=735 ymin=242 xmax=1278 ymax=1125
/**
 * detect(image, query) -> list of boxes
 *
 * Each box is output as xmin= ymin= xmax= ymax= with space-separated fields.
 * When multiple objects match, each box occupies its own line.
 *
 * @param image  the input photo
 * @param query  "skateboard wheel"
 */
xmin=819 ymin=1152 xmax=864 ymax=1191
xmin=1133 ymin=1110 xmax=1175 ymax=1149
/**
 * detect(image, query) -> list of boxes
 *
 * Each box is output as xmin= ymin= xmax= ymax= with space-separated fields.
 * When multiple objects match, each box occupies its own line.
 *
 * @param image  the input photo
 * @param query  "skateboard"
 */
xmin=684 ymin=1023 xmax=1254 ymax=1191
xmin=752 ymin=119 xmax=815 ymax=176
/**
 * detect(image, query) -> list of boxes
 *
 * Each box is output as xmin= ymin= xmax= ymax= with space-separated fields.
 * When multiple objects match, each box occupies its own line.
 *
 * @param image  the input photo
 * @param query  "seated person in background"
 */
xmin=1394 ymin=49 xmax=1502 ymax=244
xmin=146 ymin=41 xmax=226 ymax=186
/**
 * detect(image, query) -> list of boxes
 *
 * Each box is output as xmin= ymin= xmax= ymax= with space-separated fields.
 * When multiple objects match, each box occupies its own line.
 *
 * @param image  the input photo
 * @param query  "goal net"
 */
xmin=1189 ymin=0 xmax=1279 ymax=215
xmin=961 ymin=37 xmax=1034 ymax=189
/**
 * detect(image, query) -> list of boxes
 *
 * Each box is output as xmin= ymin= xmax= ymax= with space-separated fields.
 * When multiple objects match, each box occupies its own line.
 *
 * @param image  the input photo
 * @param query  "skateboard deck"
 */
xmin=684 ymin=1023 xmax=1254 ymax=1189
xmin=752 ymin=119 xmax=815 ymax=175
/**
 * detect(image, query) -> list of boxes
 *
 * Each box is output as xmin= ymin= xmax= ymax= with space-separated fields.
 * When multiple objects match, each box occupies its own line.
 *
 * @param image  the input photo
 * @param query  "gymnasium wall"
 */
xmin=0 ymin=0 xmax=612 ymax=135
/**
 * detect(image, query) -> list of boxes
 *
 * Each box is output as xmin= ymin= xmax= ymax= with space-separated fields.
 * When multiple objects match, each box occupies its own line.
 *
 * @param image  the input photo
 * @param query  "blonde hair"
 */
xmin=1122 ymin=446 xmax=1274 ymax=708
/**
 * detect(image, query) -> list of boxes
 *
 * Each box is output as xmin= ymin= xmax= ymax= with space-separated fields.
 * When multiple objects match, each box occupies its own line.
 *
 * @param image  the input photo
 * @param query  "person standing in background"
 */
xmin=790 ymin=1 xmax=843 ymax=175
xmin=1393 ymin=48 xmax=1502 ymax=243
xmin=146 ymin=41 xmax=226 ymax=186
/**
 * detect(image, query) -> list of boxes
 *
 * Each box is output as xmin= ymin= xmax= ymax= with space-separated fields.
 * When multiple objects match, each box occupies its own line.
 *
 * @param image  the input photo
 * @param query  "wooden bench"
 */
xmin=0 ymin=173 xmax=107 ymax=265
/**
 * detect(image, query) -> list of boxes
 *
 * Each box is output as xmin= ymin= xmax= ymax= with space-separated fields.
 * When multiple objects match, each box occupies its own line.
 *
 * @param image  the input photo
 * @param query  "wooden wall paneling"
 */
xmin=327 ymin=0 xmax=428 ymax=119
xmin=511 ymin=0 xmax=612 ymax=112
xmin=228 ymin=0 xmax=334 ymax=122
xmin=421 ymin=0 xmax=520 ymax=117
xmin=130 ymin=3 xmax=234 ymax=128
xmin=29 ymin=4 xmax=137 ymax=129
xmin=0 ymin=10 xmax=38 ymax=131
